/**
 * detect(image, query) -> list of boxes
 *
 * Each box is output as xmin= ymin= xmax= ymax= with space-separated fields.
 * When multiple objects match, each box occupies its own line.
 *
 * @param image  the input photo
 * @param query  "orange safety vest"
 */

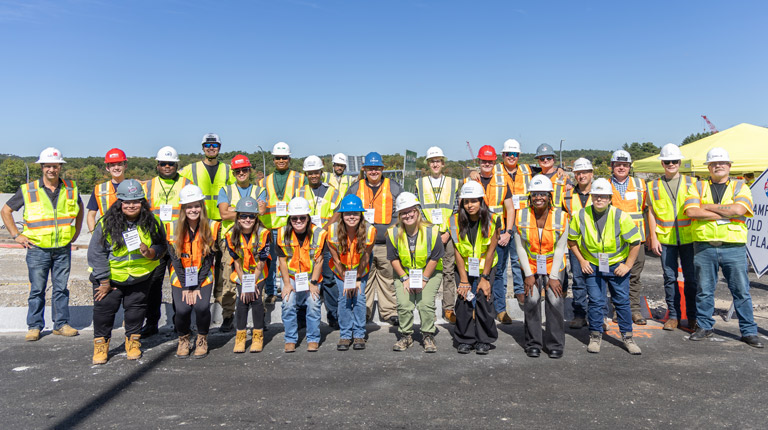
xmin=611 ymin=176 xmax=647 ymax=242
xmin=277 ymin=224 xmax=327 ymax=280
xmin=169 ymin=220 xmax=221 ymax=288
xmin=226 ymin=227 xmax=271 ymax=284
xmin=93 ymin=181 xmax=118 ymax=216
xmin=356 ymin=178 xmax=394 ymax=224
xmin=564 ymin=187 xmax=593 ymax=216
xmin=501 ymin=163 xmax=533 ymax=210
xmin=326 ymin=221 xmax=377 ymax=279
xmin=515 ymin=206 xmax=568 ymax=276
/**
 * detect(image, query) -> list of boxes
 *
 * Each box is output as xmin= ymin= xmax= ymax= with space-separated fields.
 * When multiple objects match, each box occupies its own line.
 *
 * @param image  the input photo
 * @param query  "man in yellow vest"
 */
xmin=216 ymin=154 xmax=267 ymax=331
xmin=646 ymin=144 xmax=698 ymax=330
xmin=140 ymin=146 xmax=192 ymax=337
xmin=180 ymin=133 xmax=235 ymax=221
xmin=1 ymin=147 xmax=84 ymax=341
xmin=564 ymin=157 xmax=594 ymax=328
xmin=534 ymin=144 xmax=571 ymax=209
xmin=609 ymin=149 xmax=649 ymax=325
xmin=415 ymin=146 xmax=460 ymax=323
xmin=683 ymin=148 xmax=763 ymax=348
xmin=259 ymin=141 xmax=306 ymax=304
xmin=322 ymin=152 xmax=356 ymax=196
xmin=86 ymin=148 xmax=126 ymax=233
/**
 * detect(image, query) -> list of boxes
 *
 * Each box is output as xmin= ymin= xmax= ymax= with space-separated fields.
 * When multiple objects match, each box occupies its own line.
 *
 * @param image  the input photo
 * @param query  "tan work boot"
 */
xmin=497 ymin=311 xmax=513 ymax=324
xmin=194 ymin=335 xmax=208 ymax=358
xmin=25 ymin=329 xmax=41 ymax=342
xmin=444 ymin=309 xmax=456 ymax=324
xmin=125 ymin=334 xmax=142 ymax=360
xmin=392 ymin=334 xmax=413 ymax=351
xmin=250 ymin=329 xmax=263 ymax=353
xmin=176 ymin=334 xmax=191 ymax=358
xmin=93 ymin=337 xmax=110 ymax=365
xmin=587 ymin=331 xmax=602 ymax=353
xmin=623 ymin=333 xmax=642 ymax=355
xmin=423 ymin=334 xmax=437 ymax=353
xmin=53 ymin=324 xmax=79 ymax=337
xmin=233 ymin=330 xmax=247 ymax=353
xmin=284 ymin=342 xmax=296 ymax=353
xmin=307 ymin=342 xmax=319 ymax=352
xmin=663 ymin=319 xmax=679 ymax=331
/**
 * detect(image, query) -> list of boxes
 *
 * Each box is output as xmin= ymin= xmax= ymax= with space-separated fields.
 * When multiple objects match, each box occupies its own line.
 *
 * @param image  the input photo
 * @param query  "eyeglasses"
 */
xmin=428 ymin=159 xmax=443 ymax=164
xmin=503 ymin=152 xmax=520 ymax=158
xmin=290 ymin=216 xmax=309 ymax=223
xmin=530 ymin=192 xmax=550 ymax=197
xmin=122 ymin=200 xmax=142 ymax=206
xmin=592 ymin=195 xmax=611 ymax=201
xmin=662 ymin=160 xmax=680 ymax=165
xmin=157 ymin=161 xmax=176 ymax=167
xmin=538 ymin=156 xmax=554 ymax=161
xmin=234 ymin=167 xmax=251 ymax=174
xmin=274 ymin=156 xmax=289 ymax=161
xmin=238 ymin=214 xmax=256 ymax=220
xmin=203 ymin=143 xmax=221 ymax=149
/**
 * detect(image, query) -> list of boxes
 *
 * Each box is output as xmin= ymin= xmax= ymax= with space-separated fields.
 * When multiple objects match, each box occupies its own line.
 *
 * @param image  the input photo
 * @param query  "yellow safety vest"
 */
xmin=515 ymin=206 xmax=568 ymax=276
xmin=386 ymin=224 xmax=443 ymax=274
xmin=277 ymin=224 xmax=327 ymax=280
xmin=415 ymin=175 xmax=459 ymax=232
xmin=568 ymin=206 xmax=641 ymax=266
xmin=93 ymin=181 xmax=118 ymax=217
xmin=564 ymin=187 xmax=593 ymax=216
xmin=611 ymin=176 xmax=648 ymax=242
xmin=322 ymin=172 xmax=356 ymax=196
xmin=143 ymin=175 xmax=192 ymax=242
xmin=259 ymin=170 xmax=306 ymax=229
xmin=21 ymin=179 xmax=80 ymax=248
xmin=220 ymin=183 xmax=265 ymax=235
xmin=180 ymin=161 xmax=234 ymax=220
xmin=448 ymin=213 xmax=500 ymax=273
xmin=295 ymin=184 xmax=341 ymax=227
xmin=687 ymin=180 xmax=752 ymax=244
xmin=647 ymin=175 xmax=696 ymax=245
xmin=100 ymin=216 xmax=162 ymax=283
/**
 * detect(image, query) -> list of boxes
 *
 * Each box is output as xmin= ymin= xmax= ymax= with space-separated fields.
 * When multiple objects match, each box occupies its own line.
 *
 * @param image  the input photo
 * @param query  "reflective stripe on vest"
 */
xmin=220 ymin=184 xmax=265 ymax=235
xmin=356 ymin=178 xmax=394 ymax=224
xmin=516 ymin=206 xmax=567 ymax=275
xmin=572 ymin=206 xmax=639 ymax=266
xmin=21 ymin=179 xmax=79 ymax=248
xmin=183 ymin=162 xmax=232 ymax=220
xmin=101 ymin=216 xmax=161 ymax=282
xmin=226 ymin=227 xmax=271 ymax=284
xmin=296 ymin=184 xmax=341 ymax=226
xmin=169 ymin=220 xmax=219 ymax=288
xmin=450 ymin=213 xmax=499 ymax=273
xmin=94 ymin=181 xmax=117 ymax=217
xmin=144 ymin=176 xmax=191 ymax=242
xmin=322 ymin=172 xmax=355 ymax=195
xmin=260 ymin=171 xmax=305 ymax=230
xmin=690 ymin=180 xmax=750 ymax=243
xmin=564 ymin=188 xmax=593 ymax=215
xmin=416 ymin=176 xmax=458 ymax=232
xmin=611 ymin=177 xmax=647 ymax=242
xmin=327 ymin=222 xmax=376 ymax=278
xmin=277 ymin=224 xmax=326 ymax=279
xmin=648 ymin=175 xmax=694 ymax=245
xmin=387 ymin=224 xmax=443 ymax=274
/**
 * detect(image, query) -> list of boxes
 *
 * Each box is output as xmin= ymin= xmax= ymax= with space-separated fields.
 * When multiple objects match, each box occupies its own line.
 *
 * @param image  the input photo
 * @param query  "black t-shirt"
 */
xmin=592 ymin=208 xmax=609 ymax=241
xmin=464 ymin=216 xmax=502 ymax=246
xmin=385 ymin=228 xmax=445 ymax=262
xmin=578 ymin=192 xmax=590 ymax=207
xmin=710 ymin=182 xmax=728 ymax=204
xmin=479 ymin=175 xmax=512 ymax=198
xmin=204 ymin=162 xmax=220 ymax=183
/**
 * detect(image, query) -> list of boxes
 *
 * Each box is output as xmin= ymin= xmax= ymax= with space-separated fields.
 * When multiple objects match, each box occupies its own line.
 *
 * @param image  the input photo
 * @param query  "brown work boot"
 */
xmin=125 ymin=334 xmax=142 ymax=360
xmin=93 ymin=337 xmax=110 ymax=365
xmin=176 ymin=334 xmax=191 ymax=358
xmin=392 ymin=334 xmax=413 ymax=351
xmin=52 ymin=324 xmax=79 ymax=337
xmin=663 ymin=319 xmax=679 ymax=331
xmin=284 ymin=342 xmax=296 ymax=353
xmin=194 ymin=335 xmax=208 ymax=358
xmin=337 ymin=338 xmax=352 ymax=351
xmin=515 ymin=293 xmax=525 ymax=308
xmin=25 ymin=329 xmax=41 ymax=342
xmin=250 ymin=329 xmax=263 ymax=353
xmin=233 ymin=330 xmax=247 ymax=353
xmin=497 ymin=311 xmax=513 ymax=324
xmin=632 ymin=312 xmax=647 ymax=325
xmin=444 ymin=309 xmax=456 ymax=324
xmin=307 ymin=342 xmax=319 ymax=352
xmin=353 ymin=338 xmax=366 ymax=350
xmin=423 ymin=334 xmax=437 ymax=353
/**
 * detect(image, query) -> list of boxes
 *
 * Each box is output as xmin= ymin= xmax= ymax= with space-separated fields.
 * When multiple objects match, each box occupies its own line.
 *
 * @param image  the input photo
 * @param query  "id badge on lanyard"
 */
xmin=185 ymin=266 xmax=198 ymax=286
xmin=536 ymin=255 xmax=548 ymax=275
xmin=598 ymin=253 xmax=610 ymax=273
xmin=123 ymin=229 xmax=141 ymax=252
xmin=409 ymin=268 xmax=423 ymax=289
xmin=295 ymin=272 xmax=309 ymax=292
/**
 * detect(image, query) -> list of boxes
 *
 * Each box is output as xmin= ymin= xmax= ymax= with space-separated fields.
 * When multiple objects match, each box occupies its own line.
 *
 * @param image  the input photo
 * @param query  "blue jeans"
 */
xmin=337 ymin=275 xmax=368 ymax=340
xmin=265 ymin=229 xmax=279 ymax=296
xmin=661 ymin=243 xmax=697 ymax=321
xmin=693 ymin=242 xmax=757 ymax=336
xmin=492 ymin=235 xmax=524 ymax=314
xmin=26 ymin=245 xmax=72 ymax=330
xmin=321 ymin=249 xmax=339 ymax=322
xmin=281 ymin=280 xmax=322 ymax=343
xmin=585 ymin=262 xmax=632 ymax=334
xmin=569 ymin=253 xmax=588 ymax=319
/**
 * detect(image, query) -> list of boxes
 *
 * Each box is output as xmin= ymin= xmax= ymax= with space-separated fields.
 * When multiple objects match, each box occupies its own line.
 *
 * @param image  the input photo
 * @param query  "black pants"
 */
xmin=144 ymin=254 xmax=170 ymax=327
xmin=91 ymin=274 xmax=151 ymax=339
xmin=453 ymin=268 xmax=498 ymax=345
xmin=523 ymin=275 xmax=565 ymax=351
xmin=172 ymin=285 xmax=212 ymax=335
xmin=236 ymin=283 xmax=265 ymax=331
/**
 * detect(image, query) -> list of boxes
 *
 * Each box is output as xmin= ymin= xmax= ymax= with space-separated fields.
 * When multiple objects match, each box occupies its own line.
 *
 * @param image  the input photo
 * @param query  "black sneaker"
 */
xmin=388 ymin=316 xmax=400 ymax=326
xmin=689 ymin=328 xmax=714 ymax=341
xmin=475 ymin=342 xmax=491 ymax=355
xmin=741 ymin=335 xmax=765 ymax=348
xmin=219 ymin=316 xmax=234 ymax=333
xmin=457 ymin=343 xmax=473 ymax=354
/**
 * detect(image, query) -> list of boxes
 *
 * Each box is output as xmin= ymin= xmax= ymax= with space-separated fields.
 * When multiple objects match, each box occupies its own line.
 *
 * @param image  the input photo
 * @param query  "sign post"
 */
xmin=746 ymin=168 xmax=768 ymax=278
xmin=403 ymin=150 xmax=418 ymax=193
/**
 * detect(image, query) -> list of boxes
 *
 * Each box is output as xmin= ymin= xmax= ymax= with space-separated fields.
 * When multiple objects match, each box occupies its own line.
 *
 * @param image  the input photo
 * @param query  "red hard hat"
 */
xmin=105 ymin=148 xmax=126 ymax=163
xmin=231 ymin=154 xmax=252 ymax=169
xmin=477 ymin=145 xmax=497 ymax=161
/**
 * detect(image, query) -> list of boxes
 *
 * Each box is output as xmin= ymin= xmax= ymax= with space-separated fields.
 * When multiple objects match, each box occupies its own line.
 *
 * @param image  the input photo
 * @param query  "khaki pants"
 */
xmin=439 ymin=237 xmax=457 ymax=312
xmin=395 ymin=273 xmax=442 ymax=335
xmin=366 ymin=244 xmax=397 ymax=321
xmin=214 ymin=237 xmax=237 ymax=319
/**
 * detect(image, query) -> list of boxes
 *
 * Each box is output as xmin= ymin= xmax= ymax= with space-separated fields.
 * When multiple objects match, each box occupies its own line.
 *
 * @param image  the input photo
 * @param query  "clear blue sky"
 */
xmin=1 ymin=0 xmax=766 ymax=160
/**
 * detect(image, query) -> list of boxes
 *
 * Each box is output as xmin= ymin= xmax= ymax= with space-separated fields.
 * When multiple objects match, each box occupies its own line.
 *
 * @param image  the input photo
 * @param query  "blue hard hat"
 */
xmin=337 ymin=195 xmax=365 ymax=213
xmin=363 ymin=152 xmax=384 ymax=167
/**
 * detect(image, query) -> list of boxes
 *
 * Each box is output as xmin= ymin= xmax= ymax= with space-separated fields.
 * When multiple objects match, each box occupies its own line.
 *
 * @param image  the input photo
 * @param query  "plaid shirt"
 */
xmin=611 ymin=176 xmax=628 ymax=199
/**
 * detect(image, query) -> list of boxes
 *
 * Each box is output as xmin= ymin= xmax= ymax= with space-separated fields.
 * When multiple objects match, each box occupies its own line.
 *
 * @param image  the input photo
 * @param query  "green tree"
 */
xmin=621 ymin=141 xmax=659 ymax=161
xmin=0 ymin=158 xmax=29 ymax=193
xmin=681 ymin=132 xmax=712 ymax=145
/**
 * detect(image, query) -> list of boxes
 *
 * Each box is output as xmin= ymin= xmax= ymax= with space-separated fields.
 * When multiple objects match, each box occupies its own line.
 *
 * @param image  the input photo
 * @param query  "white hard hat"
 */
xmin=426 ymin=146 xmax=445 ymax=159
xmin=704 ymin=147 xmax=731 ymax=164
xmin=658 ymin=143 xmax=683 ymax=161
xmin=502 ymin=139 xmax=521 ymax=153
xmin=156 ymin=146 xmax=180 ymax=162
xmin=272 ymin=142 xmax=291 ymax=156
xmin=287 ymin=197 xmax=311 ymax=216
xmin=332 ymin=153 xmax=347 ymax=165
xmin=303 ymin=155 xmax=324 ymax=171
xmin=395 ymin=192 xmax=420 ymax=212
xmin=179 ymin=184 xmax=205 ymax=205
xmin=573 ymin=157 xmax=593 ymax=172
xmin=459 ymin=181 xmax=485 ymax=199
xmin=36 ymin=147 xmax=66 ymax=164
xmin=201 ymin=133 xmax=221 ymax=145
xmin=590 ymin=178 xmax=613 ymax=196
xmin=528 ymin=174 xmax=554 ymax=192
xmin=611 ymin=150 xmax=632 ymax=163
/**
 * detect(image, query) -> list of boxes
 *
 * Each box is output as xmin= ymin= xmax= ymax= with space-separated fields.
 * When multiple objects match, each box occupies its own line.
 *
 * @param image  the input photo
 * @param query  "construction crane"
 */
xmin=701 ymin=115 xmax=719 ymax=134
xmin=466 ymin=141 xmax=474 ymax=159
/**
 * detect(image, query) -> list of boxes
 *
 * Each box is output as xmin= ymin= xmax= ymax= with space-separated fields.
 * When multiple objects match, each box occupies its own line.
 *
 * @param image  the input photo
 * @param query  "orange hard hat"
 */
xmin=477 ymin=145 xmax=497 ymax=161
xmin=105 ymin=148 xmax=126 ymax=163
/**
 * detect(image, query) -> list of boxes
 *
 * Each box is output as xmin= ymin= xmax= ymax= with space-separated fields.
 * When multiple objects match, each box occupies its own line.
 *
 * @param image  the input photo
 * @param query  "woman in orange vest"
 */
xmin=327 ymin=195 xmax=376 ymax=351
xmin=513 ymin=175 xmax=570 ymax=359
xmin=226 ymin=196 xmax=271 ymax=353
xmin=169 ymin=185 xmax=219 ymax=359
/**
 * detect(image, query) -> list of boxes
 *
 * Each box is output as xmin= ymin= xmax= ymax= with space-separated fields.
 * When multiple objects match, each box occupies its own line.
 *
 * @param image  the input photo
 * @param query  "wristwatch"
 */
xmin=480 ymin=273 xmax=490 ymax=281
xmin=399 ymin=274 xmax=409 ymax=282
xmin=310 ymin=279 xmax=320 ymax=286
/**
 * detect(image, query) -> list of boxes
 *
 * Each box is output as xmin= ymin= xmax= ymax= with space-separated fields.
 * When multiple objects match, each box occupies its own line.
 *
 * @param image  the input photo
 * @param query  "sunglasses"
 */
xmin=479 ymin=160 xmax=495 ymax=164
xmin=503 ymin=152 xmax=520 ymax=158
xmin=662 ymin=160 xmax=680 ymax=165
xmin=592 ymin=195 xmax=611 ymax=200
xmin=203 ymin=143 xmax=221 ymax=149
xmin=530 ymin=192 xmax=550 ymax=197
xmin=274 ymin=156 xmax=289 ymax=161
xmin=538 ymin=156 xmax=554 ymax=161
xmin=238 ymin=214 xmax=256 ymax=220
xmin=157 ymin=161 xmax=176 ymax=167
xmin=290 ymin=216 xmax=308 ymax=222
xmin=234 ymin=167 xmax=251 ymax=174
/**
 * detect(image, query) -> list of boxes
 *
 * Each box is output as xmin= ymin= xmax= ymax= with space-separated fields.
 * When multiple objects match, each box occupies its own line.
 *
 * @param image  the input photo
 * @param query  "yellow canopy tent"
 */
xmin=633 ymin=123 xmax=768 ymax=175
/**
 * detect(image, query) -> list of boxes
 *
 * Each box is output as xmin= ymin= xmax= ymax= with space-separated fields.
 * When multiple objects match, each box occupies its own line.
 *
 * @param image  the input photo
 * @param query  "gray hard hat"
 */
xmin=235 ymin=196 xmax=260 ymax=214
xmin=116 ymin=179 xmax=145 ymax=201
xmin=535 ymin=144 xmax=555 ymax=158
